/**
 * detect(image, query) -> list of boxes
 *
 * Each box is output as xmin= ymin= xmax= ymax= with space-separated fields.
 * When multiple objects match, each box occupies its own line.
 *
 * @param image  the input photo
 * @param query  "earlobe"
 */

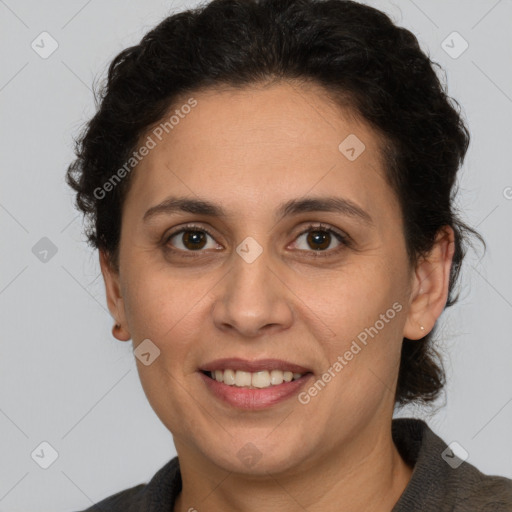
xmin=112 ymin=322 xmax=131 ymax=342
xmin=403 ymin=226 xmax=455 ymax=340
xmin=99 ymin=249 xmax=131 ymax=341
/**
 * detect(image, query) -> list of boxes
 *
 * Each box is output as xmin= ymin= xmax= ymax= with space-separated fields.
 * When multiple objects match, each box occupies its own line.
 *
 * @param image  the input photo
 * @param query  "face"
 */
xmin=100 ymin=81 xmax=441 ymax=476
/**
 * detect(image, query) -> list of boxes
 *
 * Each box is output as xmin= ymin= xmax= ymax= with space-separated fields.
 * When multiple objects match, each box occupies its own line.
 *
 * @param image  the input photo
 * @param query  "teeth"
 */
xmin=270 ymin=370 xmax=283 ymax=385
xmin=223 ymin=369 xmax=236 ymax=385
xmin=235 ymin=370 xmax=252 ymax=387
xmin=208 ymin=369 xmax=305 ymax=388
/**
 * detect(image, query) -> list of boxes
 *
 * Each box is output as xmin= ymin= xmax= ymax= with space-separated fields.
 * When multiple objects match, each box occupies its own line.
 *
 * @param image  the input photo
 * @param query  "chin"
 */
xmin=200 ymin=434 xmax=308 ymax=476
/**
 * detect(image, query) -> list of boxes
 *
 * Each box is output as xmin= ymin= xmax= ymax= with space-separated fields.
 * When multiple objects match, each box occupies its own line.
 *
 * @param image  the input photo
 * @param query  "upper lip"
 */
xmin=200 ymin=358 xmax=312 ymax=374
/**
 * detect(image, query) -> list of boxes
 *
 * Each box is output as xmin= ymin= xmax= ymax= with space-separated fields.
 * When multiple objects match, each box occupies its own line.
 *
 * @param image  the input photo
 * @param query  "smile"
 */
xmin=198 ymin=358 xmax=314 ymax=409
xmin=203 ymin=369 xmax=304 ymax=389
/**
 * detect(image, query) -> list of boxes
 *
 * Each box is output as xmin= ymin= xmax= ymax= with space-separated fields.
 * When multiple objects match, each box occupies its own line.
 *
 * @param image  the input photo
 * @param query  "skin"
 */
xmin=100 ymin=81 xmax=455 ymax=512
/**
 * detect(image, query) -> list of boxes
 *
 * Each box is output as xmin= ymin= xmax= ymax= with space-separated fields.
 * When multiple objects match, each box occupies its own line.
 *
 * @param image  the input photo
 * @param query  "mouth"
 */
xmin=198 ymin=358 xmax=314 ymax=409
xmin=200 ymin=369 xmax=307 ymax=389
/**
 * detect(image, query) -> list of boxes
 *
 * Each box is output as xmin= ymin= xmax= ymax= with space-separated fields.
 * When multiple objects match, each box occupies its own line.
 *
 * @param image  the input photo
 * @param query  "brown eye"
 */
xmin=164 ymin=225 xmax=219 ymax=253
xmin=163 ymin=222 xmax=349 ymax=258
xmin=180 ymin=230 xmax=208 ymax=250
xmin=305 ymin=230 xmax=332 ymax=250
xmin=293 ymin=224 xmax=349 ymax=255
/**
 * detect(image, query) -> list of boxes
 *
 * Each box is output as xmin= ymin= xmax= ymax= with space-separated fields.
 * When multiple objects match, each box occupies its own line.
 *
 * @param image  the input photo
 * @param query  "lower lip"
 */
xmin=199 ymin=372 xmax=313 ymax=410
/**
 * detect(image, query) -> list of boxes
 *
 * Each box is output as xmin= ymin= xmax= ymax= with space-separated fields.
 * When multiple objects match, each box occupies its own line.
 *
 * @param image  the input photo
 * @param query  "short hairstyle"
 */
xmin=66 ymin=0 xmax=485 ymax=406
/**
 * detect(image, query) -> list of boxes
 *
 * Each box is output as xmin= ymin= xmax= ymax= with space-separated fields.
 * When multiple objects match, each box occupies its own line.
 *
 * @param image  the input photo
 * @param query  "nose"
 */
xmin=211 ymin=244 xmax=294 ymax=338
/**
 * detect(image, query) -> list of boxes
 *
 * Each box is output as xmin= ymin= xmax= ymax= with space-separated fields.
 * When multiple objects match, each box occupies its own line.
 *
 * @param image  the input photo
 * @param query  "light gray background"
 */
xmin=1 ymin=0 xmax=511 ymax=510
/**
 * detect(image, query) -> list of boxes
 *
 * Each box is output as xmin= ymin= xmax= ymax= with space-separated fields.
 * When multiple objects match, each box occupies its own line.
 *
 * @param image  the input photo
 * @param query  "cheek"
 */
xmin=313 ymin=260 xmax=399 ymax=338
xmin=309 ymin=260 xmax=406 ymax=388
xmin=308 ymin=306 xmax=405 ymax=433
xmin=122 ymin=260 xmax=210 ymax=340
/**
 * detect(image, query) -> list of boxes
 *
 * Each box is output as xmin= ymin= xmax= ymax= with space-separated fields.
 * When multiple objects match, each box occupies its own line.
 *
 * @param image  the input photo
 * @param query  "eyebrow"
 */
xmin=142 ymin=195 xmax=374 ymax=226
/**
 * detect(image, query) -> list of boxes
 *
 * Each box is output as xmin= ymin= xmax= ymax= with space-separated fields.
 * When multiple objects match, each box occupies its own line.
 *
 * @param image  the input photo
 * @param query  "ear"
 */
xmin=403 ymin=225 xmax=455 ymax=340
xmin=99 ymin=249 xmax=131 ymax=341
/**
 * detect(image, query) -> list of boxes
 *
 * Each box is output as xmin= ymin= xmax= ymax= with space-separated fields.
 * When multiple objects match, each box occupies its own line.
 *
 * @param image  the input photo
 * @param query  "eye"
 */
xmin=163 ymin=222 xmax=350 ymax=257
xmin=291 ymin=223 xmax=350 ymax=257
xmin=164 ymin=224 xmax=220 ymax=255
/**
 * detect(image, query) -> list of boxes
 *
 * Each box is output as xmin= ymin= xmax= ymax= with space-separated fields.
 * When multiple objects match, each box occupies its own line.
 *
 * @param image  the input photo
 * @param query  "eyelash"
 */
xmin=162 ymin=222 xmax=351 ymax=258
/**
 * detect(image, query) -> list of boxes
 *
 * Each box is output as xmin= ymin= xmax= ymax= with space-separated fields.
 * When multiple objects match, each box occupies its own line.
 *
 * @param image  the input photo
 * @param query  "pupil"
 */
xmin=181 ymin=230 xmax=331 ymax=251
xmin=308 ymin=230 xmax=329 ymax=250
xmin=184 ymin=231 xmax=206 ymax=250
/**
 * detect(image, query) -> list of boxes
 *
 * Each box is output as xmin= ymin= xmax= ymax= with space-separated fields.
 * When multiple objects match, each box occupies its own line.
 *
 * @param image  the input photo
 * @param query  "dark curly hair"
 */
xmin=66 ymin=0 xmax=485 ymax=407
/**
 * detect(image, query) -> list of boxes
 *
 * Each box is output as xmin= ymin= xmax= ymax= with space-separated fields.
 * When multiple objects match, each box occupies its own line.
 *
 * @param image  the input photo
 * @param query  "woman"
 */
xmin=66 ymin=0 xmax=512 ymax=510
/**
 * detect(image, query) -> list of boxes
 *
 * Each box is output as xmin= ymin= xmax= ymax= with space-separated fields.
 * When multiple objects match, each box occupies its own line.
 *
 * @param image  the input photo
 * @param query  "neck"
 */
xmin=173 ymin=422 xmax=413 ymax=512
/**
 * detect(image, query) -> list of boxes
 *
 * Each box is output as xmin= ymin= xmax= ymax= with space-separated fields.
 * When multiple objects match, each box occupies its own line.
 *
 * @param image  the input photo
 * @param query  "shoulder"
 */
xmin=454 ymin=468 xmax=512 ymax=511
xmin=392 ymin=418 xmax=512 ymax=511
xmin=73 ymin=456 xmax=181 ymax=512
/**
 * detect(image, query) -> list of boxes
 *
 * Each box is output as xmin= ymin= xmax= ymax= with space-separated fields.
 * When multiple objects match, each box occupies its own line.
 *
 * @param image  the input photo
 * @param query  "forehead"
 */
xmin=123 ymin=81 xmax=394 ymax=223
